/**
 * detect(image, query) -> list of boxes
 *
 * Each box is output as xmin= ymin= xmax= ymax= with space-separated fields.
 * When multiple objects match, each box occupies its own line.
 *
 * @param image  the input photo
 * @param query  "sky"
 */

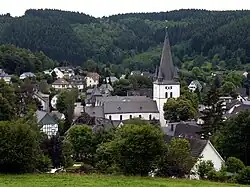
xmin=0 ymin=0 xmax=250 ymax=17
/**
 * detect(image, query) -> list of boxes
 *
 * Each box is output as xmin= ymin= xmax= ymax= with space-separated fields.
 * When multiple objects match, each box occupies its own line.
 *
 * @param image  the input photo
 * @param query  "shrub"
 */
xmin=207 ymin=169 xmax=227 ymax=182
xmin=197 ymin=160 xmax=214 ymax=179
xmin=226 ymin=157 xmax=245 ymax=173
xmin=236 ymin=166 xmax=250 ymax=185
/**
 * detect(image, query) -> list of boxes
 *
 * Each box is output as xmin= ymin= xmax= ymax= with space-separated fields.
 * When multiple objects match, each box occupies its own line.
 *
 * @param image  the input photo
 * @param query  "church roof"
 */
xmin=156 ymin=28 xmax=178 ymax=83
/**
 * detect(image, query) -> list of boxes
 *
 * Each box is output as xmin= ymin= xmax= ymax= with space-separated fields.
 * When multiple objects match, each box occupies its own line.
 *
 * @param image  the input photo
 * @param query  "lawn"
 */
xmin=0 ymin=174 xmax=248 ymax=187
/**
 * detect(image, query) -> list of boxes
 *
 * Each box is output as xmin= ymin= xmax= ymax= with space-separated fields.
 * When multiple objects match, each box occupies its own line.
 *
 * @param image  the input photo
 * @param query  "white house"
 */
xmin=36 ymin=110 xmax=58 ymax=138
xmin=86 ymin=72 xmax=100 ymax=87
xmin=51 ymin=94 xmax=59 ymax=109
xmin=20 ymin=72 xmax=36 ymax=80
xmin=0 ymin=70 xmax=12 ymax=84
xmin=33 ymin=92 xmax=50 ymax=112
xmin=188 ymin=80 xmax=202 ymax=92
xmin=105 ymin=76 xmax=118 ymax=84
xmin=52 ymin=78 xmax=72 ymax=90
xmin=69 ymin=75 xmax=85 ymax=92
xmin=52 ymin=67 xmax=75 ymax=79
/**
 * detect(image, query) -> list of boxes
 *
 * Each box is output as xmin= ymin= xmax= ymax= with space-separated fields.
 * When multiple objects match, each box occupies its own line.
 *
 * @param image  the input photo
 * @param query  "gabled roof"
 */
xmin=52 ymin=78 xmax=69 ymax=85
xmin=236 ymin=88 xmax=248 ymax=98
xmin=164 ymin=135 xmax=208 ymax=158
xmin=20 ymin=72 xmax=35 ymax=77
xmin=36 ymin=110 xmax=57 ymax=125
xmin=86 ymin=72 xmax=100 ymax=81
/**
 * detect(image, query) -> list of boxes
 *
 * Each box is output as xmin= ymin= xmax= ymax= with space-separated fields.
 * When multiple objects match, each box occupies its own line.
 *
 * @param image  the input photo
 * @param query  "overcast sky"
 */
xmin=0 ymin=0 xmax=249 ymax=17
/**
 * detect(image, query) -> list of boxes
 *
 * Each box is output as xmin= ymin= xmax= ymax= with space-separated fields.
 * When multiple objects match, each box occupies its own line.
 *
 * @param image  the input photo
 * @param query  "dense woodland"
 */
xmin=0 ymin=9 xmax=250 ymax=75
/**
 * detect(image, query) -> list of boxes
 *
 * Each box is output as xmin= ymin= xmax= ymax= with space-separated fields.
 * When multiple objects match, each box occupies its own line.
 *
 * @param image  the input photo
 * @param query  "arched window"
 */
xmin=170 ymin=92 xmax=173 ymax=98
xmin=120 ymin=115 xmax=123 ymax=121
xmin=109 ymin=115 xmax=112 ymax=120
xmin=165 ymin=92 xmax=168 ymax=98
xmin=139 ymin=115 xmax=142 ymax=119
xmin=130 ymin=115 xmax=132 ymax=119
xmin=149 ymin=114 xmax=152 ymax=120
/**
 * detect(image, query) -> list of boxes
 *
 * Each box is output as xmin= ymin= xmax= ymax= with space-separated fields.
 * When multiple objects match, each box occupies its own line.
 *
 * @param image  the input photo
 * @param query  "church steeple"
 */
xmin=157 ymin=27 xmax=176 ymax=82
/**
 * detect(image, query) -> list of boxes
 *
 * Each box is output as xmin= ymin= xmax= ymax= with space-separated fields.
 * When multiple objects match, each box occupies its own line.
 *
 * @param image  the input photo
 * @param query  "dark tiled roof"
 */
xmin=85 ymin=106 xmax=104 ymax=118
xmin=52 ymin=78 xmax=69 ymax=85
xmin=230 ymin=104 xmax=250 ymax=115
xmin=127 ymin=88 xmax=153 ymax=98
xmin=236 ymin=88 xmax=248 ymax=97
xmin=103 ymin=100 xmax=159 ymax=114
xmin=225 ymin=99 xmax=242 ymax=110
xmin=164 ymin=135 xmax=208 ymax=158
xmin=87 ymin=72 xmax=100 ymax=81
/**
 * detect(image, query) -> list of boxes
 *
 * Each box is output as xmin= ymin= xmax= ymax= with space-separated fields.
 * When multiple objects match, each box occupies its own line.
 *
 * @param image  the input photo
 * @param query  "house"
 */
xmin=52 ymin=67 xmax=75 ymax=79
xmin=236 ymin=88 xmax=248 ymax=101
xmin=33 ymin=92 xmax=50 ymax=112
xmin=52 ymin=78 xmax=71 ymax=90
xmin=164 ymin=135 xmax=224 ymax=174
xmin=188 ymin=80 xmax=202 ymax=92
xmin=162 ymin=121 xmax=202 ymax=139
xmin=85 ymin=29 xmax=180 ymax=127
xmin=51 ymin=94 xmax=59 ymax=109
xmin=86 ymin=72 xmax=100 ymax=87
xmin=130 ymin=71 xmax=141 ymax=76
xmin=50 ymin=111 xmax=65 ymax=120
xmin=105 ymin=76 xmax=118 ymax=84
xmin=20 ymin=72 xmax=36 ymax=80
xmin=243 ymin=71 xmax=248 ymax=77
xmin=99 ymin=84 xmax=114 ymax=96
xmin=69 ymin=75 xmax=85 ymax=92
xmin=36 ymin=110 xmax=58 ymax=137
xmin=0 ymin=70 xmax=12 ymax=84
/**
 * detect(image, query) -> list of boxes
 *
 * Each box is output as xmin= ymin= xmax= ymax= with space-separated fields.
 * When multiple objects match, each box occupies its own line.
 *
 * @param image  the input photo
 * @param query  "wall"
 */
xmin=41 ymin=124 xmax=58 ymax=138
xmin=53 ymin=68 xmax=64 ymax=79
xmin=153 ymin=82 xmax=180 ymax=126
xmin=52 ymin=84 xmax=72 ymax=89
xmin=105 ymin=112 xmax=159 ymax=121
xmin=86 ymin=77 xmax=98 ymax=87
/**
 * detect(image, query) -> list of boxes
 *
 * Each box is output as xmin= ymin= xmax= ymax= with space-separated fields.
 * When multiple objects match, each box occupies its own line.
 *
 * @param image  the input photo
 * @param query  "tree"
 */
xmin=97 ymin=123 xmax=165 ymax=176
xmin=221 ymin=81 xmax=236 ymax=96
xmin=164 ymin=97 xmax=196 ymax=122
xmin=67 ymin=125 xmax=93 ymax=163
xmin=0 ymin=121 xmax=43 ymax=173
xmin=113 ymin=79 xmax=132 ymax=96
xmin=56 ymin=90 xmax=77 ymax=133
xmin=197 ymin=160 xmax=214 ymax=179
xmin=237 ymin=166 xmax=250 ymax=185
xmin=200 ymin=86 xmax=224 ymax=138
xmin=0 ymin=93 xmax=14 ymax=121
xmin=226 ymin=157 xmax=245 ymax=174
xmin=157 ymin=138 xmax=196 ymax=177
xmin=214 ymin=111 xmax=250 ymax=165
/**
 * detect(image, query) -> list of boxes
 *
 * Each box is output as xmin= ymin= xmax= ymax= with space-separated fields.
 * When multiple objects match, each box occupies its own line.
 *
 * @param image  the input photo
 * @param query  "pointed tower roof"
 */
xmin=157 ymin=27 xmax=176 ymax=82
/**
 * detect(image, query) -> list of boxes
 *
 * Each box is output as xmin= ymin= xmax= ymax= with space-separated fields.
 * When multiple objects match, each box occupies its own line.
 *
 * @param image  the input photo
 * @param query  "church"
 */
xmin=85 ymin=29 xmax=180 ymax=127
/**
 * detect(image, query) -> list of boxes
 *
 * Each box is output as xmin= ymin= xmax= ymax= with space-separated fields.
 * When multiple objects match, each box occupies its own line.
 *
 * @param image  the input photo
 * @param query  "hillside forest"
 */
xmin=0 ymin=9 xmax=250 ymax=76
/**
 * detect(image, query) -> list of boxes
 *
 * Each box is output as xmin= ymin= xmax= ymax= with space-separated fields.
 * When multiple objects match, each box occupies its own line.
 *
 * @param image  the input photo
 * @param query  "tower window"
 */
xmin=109 ymin=115 xmax=112 ymax=120
xmin=170 ymin=92 xmax=173 ymax=98
xmin=120 ymin=115 xmax=123 ymax=121
xmin=165 ymin=92 xmax=168 ymax=98
xmin=149 ymin=114 xmax=152 ymax=120
xmin=139 ymin=115 xmax=142 ymax=119
xmin=130 ymin=115 xmax=132 ymax=119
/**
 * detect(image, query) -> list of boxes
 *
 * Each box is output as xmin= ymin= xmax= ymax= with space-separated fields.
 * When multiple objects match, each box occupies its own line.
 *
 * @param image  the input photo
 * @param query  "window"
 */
xmin=109 ymin=115 xmax=112 ymax=120
xmin=170 ymin=92 xmax=173 ymax=98
xmin=165 ymin=92 xmax=168 ymax=98
xmin=139 ymin=115 xmax=142 ymax=119
xmin=149 ymin=114 xmax=152 ymax=120
xmin=120 ymin=115 xmax=123 ymax=121
xmin=130 ymin=115 xmax=132 ymax=119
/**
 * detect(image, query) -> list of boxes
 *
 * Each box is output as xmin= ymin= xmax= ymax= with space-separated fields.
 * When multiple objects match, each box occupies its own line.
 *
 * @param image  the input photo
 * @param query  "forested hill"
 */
xmin=0 ymin=9 xmax=250 ymax=74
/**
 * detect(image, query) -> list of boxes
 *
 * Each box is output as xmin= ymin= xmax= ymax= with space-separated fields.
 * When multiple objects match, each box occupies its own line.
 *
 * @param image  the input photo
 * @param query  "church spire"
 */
xmin=157 ymin=27 xmax=175 ymax=81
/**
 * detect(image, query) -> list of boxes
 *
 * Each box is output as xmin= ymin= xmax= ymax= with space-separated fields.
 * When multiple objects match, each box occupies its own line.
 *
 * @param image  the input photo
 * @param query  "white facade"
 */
xmin=52 ymin=84 xmax=72 ymax=90
xmin=86 ymin=77 xmax=99 ymax=87
xmin=105 ymin=112 xmax=160 ymax=121
xmin=53 ymin=68 xmax=64 ymax=79
xmin=192 ymin=141 xmax=224 ymax=177
xmin=188 ymin=81 xmax=197 ymax=92
xmin=51 ymin=95 xmax=58 ymax=109
xmin=153 ymin=83 xmax=180 ymax=126
xmin=41 ymin=124 xmax=58 ymax=138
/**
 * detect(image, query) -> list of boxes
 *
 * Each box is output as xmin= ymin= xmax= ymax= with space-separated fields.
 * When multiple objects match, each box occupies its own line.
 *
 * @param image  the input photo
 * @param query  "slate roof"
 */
xmin=106 ymin=76 xmax=118 ymax=83
xmin=85 ymin=106 xmax=104 ymax=118
xmin=225 ymin=99 xmax=242 ymax=110
xmin=164 ymin=135 xmax=208 ymax=158
xmin=36 ymin=110 xmax=57 ymax=125
xmin=162 ymin=121 xmax=202 ymax=139
xmin=127 ymin=88 xmax=153 ymax=98
xmin=156 ymin=28 xmax=177 ymax=82
xmin=20 ymin=72 xmax=35 ymax=78
xmin=230 ymin=104 xmax=250 ymax=115
xmin=103 ymin=100 xmax=159 ymax=114
xmin=236 ymin=88 xmax=248 ymax=98
xmin=52 ymin=78 xmax=69 ymax=85
xmin=96 ymin=96 xmax=152 ymax=103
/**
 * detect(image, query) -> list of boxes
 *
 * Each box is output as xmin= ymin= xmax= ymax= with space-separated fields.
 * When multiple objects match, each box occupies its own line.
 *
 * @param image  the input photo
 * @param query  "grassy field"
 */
xmin=0 ymin=174 xmax=248 ymax=187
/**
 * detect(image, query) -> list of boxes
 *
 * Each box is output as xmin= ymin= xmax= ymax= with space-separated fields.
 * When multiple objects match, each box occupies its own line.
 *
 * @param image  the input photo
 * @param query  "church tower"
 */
xmin=153 ymin=28 xmax=180 ymax=126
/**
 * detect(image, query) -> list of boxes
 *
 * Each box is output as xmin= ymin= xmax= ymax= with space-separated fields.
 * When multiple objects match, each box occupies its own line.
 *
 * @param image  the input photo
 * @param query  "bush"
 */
xmin=236 ymin=166 xmax=250 ymax=185
xmin=197 ymin=160 xmax=214 ymax=179
xmin=37 ymin=155 xmax=51 ymax=172
xmin=207 ymin=169 xmax=227 ymax=182
xmin=226 ymin=157 xmax=245 ymax=173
